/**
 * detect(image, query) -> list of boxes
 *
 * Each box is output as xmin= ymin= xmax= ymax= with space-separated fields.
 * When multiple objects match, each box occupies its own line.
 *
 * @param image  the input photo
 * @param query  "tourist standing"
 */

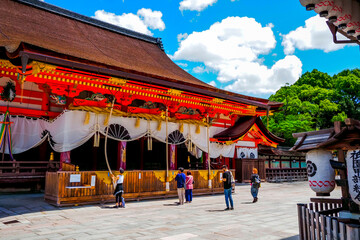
xmin=175 ymin=167 xmax=186 ymax=205
xmin=222 ymin=165 xmax=234 ymax=210
xmin=112 ymin=168 xmax=125 ymax=208
xmin=250 ymin=168 xmax=261 ymax=203
xmin=185 ymin=171 xmax=193 ymax=203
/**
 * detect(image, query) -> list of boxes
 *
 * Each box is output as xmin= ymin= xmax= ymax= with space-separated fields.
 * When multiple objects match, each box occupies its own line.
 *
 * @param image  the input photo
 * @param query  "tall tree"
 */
xmin=264 ymin=69 xmax=360 ymax=146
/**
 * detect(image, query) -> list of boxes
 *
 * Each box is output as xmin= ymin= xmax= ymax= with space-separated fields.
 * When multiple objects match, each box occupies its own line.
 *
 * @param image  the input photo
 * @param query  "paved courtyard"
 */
xmin=0 ymin=181 xmax=341 ymax=240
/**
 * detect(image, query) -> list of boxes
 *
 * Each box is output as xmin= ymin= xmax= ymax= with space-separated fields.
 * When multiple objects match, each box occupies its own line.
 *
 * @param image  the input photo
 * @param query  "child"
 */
xmin=185 ymin=171 xmax=193 ymax=203
xmin=112 ymin=168 xmax=125 ymax=208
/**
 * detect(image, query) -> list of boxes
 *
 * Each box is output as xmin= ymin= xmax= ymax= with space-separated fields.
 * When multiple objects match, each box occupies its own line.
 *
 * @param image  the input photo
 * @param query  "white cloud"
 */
xmin=282 ymin=15 xmax=344 ymax=54
xmin=176 ymin=62 xmax=188 ymax=67
xmin=208 ymin=81 xmax=216 ymax=87
xmin=93 ymin=9 xmax=165 ymax=36
xmin=224 ymin=55 xmax=302 ymax=94
xmin=173 ymin=17 xmax=303 ymax=95
xmin=179 ymin=0 xmax=217 ymax=12
xmin=193 ymin=66 xmax=207 ymax=73
xmin=177 ymin=33 xmax=188 ymax=42
xmin=137 ymin=8 xmax=165 ymax=31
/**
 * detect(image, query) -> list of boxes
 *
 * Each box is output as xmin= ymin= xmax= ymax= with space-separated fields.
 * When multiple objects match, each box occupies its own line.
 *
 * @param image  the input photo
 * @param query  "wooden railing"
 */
xmin=61 ymin=163 xmax=76 ymax=171
xmin=266 ymin=168 xmax=307 ymax=182
xmin=44 ymin=169 xmax=234 ymax=206
xmin=0 ymin=161 xmax=60 ymax=183
xmin=297 ymin=198 xmax=360 ymax=240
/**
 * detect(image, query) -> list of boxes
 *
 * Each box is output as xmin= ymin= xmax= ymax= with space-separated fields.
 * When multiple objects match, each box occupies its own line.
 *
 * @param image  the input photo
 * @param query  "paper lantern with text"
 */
xmin=343 ymin=0 xmax=360 ymax=35
xmin=333 ymin=0 xmax=352 ymax=29
xmin=300 ymin=0 xmax=321 ymax=10
xmin=346 ymin=150 xmax=360 ymax=205
xmin=326 ymin=0 xmax=343 ymax=23
xmin=314 ymin=0 xmax=334 ymax=17
xmin=306 ymin=149 xmax=335 ymax=195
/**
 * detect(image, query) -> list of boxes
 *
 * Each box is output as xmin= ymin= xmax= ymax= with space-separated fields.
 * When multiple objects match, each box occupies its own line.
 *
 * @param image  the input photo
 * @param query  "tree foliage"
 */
xmin=264 ymin=69 xmax=360 ymax=146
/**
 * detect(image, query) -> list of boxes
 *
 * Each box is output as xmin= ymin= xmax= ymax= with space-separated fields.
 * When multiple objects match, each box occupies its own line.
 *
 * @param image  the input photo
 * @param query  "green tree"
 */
xmin=264 ymin=69 xmax=360 ymax=146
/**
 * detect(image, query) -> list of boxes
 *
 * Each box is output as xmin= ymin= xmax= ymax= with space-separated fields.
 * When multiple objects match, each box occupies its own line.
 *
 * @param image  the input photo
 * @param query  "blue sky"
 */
xmin=43 ymin=0 xmax=358 ymax=99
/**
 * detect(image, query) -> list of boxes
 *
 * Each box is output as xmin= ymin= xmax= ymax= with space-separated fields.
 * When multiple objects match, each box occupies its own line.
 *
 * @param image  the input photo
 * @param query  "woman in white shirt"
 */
xmin=112 ymin=168 xmax=125 ymax=208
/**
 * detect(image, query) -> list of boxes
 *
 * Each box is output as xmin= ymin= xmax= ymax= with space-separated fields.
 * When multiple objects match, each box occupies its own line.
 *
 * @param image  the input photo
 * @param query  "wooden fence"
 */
xmin=0 ymin=160 xmax=60 ymax=183
xmin=266 ymin=168 xmax=307 ymax=182
xmin=45 ymin=169 xmax=233 ymax=206
xmin=235 ymin=158 xmax=265 ymax=183
xmin=297 ymin=198 xmax=360 ymax=240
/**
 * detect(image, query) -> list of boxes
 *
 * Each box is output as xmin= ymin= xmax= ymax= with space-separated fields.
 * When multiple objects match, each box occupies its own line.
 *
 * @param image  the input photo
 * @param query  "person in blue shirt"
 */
xmin=175 ymin=167 xmax=186 ymax=205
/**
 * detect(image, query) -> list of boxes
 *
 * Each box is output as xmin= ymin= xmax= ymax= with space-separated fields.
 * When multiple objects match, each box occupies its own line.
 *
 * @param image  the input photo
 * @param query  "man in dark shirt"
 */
xmin=175 ymin=167 xmax=186 ymax=205
xmin=222 ymin=165 xmax=234 ymax=210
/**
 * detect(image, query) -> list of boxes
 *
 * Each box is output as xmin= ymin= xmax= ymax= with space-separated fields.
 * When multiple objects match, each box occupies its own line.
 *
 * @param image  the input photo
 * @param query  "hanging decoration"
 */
xmin=168 ymin=130 xmax=186 ymax=145
xmin=135 ymin=118 xmax=141 ymax=128
xmin=84 ymin=112 xmax=90 ymax=125
xmin=60 ymin=151 xmax=71 ymax=170
xmin=0 ymin=111 xmax=14 ymax=160
xmin=1 ymin=81 xmax=16 ymax=102
xmin=147 ymin=133 xmax=153 ymax=151
xmin=169 ymin=144 xmax=176 ymax=170
xmin=179 ymin=123 xmax=184 ymax=133
xmin=118 ymin=141 xmax=127 ymax=170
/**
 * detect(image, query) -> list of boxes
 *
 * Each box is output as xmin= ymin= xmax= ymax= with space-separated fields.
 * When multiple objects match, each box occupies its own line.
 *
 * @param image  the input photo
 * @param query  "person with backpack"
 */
xmin=222 ymin=165 xmax=234 ymax=210
xmin=250 ymin=168 xmax=261 ymax=203
xmin=175 ymin=167 xmax=186 ymax=205
xmin=112 ymin=168 xmax=125 ymax=208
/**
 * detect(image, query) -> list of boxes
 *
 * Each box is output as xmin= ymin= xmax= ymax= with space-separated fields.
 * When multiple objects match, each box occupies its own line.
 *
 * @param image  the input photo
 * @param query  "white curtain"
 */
xmin=1 ymin=110 xmax=245 ymax=157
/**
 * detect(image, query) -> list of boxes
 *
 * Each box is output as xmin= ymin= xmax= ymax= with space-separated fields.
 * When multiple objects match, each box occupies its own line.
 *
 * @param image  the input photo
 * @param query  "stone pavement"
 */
xmin=0 ymin=181 xmax=341 ymax=240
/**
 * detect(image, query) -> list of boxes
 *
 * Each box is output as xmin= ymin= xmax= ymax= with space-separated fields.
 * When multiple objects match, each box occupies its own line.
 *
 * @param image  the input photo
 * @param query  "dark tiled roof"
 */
xmin=290 ymin=128 xmax=334 ymax=151
xmin=291 ymin=119 xmax=360 ymax=151
xmin=213 ymin=116 xmax=284 ymax=143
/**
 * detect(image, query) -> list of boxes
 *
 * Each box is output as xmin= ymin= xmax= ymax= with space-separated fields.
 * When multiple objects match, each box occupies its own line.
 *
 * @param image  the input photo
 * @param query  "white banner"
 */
xmin=0 ymin=110 xmax=239 ymax=158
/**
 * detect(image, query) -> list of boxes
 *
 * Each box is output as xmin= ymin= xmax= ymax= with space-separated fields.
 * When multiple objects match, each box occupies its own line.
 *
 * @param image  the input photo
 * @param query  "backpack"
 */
xmin=255 ymin=175 xmax=261 ymax=188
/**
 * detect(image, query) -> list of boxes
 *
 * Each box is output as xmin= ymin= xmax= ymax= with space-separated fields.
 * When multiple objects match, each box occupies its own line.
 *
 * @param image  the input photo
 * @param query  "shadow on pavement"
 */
xmin=0 ymin=192 xmax=94 ymax=219
xmin=206 ymin=209 xmax=226 ymax=212
xmin=163 ymin=203 xmax=180 ymax=206
xmin=241 ymin=201 xmax=254 ymax=204
xmin=280 ymin=235 xmax=299 ymax=240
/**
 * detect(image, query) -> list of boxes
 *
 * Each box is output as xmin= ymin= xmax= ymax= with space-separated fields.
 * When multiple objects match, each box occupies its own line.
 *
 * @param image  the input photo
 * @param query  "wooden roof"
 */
xmin=291 ymin=119 xmax=360 ymax=151
xmin=0 ymin=0 xmax=282 ymax=110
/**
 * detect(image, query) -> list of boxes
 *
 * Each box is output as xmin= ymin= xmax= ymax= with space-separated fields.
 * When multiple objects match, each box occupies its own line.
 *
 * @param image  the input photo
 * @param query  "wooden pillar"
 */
xmin=232 ymin=148 xmax=237 ymax=170
xmin=140 ymin=137 xmax=144 ymax=170
xmin=41 ymin=92 xmax=49 ymax=111
xmin=338 ymin=149 xmax=349 ymax=198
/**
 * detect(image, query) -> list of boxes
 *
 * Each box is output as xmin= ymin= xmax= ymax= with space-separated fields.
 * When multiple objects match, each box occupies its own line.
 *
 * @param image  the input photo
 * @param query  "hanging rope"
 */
xmin=104 ymin=97 xmax=116 ymax=188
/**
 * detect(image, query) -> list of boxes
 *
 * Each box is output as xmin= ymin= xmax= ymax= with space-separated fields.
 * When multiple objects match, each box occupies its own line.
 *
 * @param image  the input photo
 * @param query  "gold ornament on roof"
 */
xmin=167 ymin=89 xmax=182 ymax=95
xmin=108 ymin=77 xmax=127 ymax=85
xmin=212 ymin=98 xmax=224 ymax=104
xmin=31 ymin=61 xmax=57 ymax=75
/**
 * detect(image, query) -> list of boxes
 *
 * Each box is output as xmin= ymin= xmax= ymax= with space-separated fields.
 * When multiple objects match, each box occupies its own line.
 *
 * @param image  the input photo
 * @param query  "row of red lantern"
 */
xmin=300 ymin=0 xmax=360 ymax=40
